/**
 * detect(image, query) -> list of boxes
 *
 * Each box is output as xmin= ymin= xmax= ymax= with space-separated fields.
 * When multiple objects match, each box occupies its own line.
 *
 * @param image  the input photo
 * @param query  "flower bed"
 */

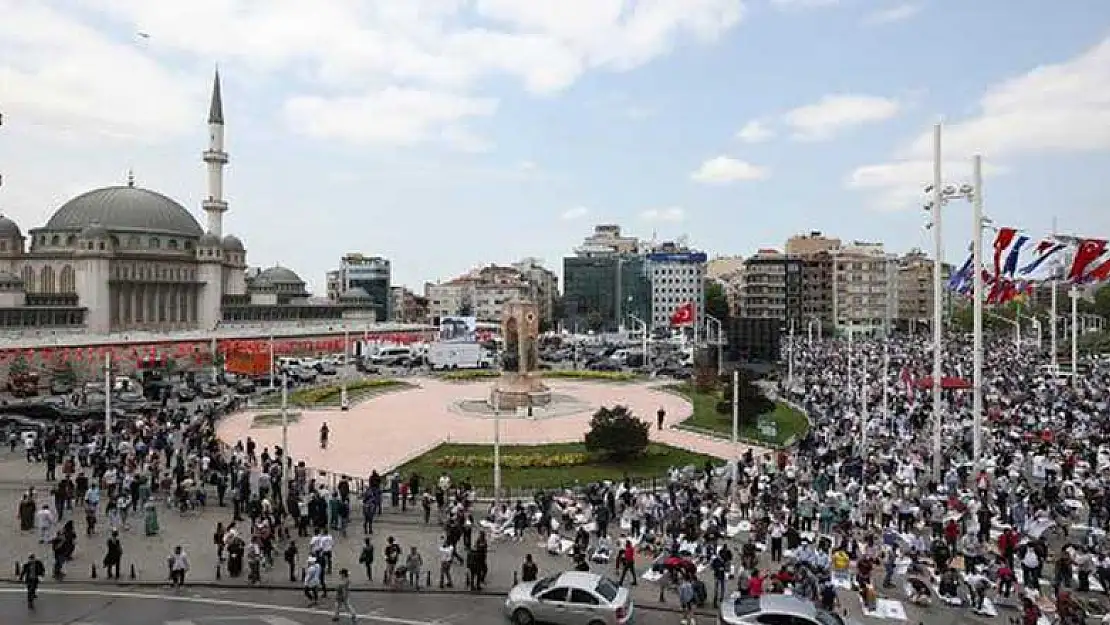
xmin=440 ymin=369 xmax=639 ymax=382
xmin=269 ymin=379 xmax=409 ymax=407
xmin=439 ymin=369 xmax=500 ymax=381
xmin=435 ymin=452 xmax=589 ymax=469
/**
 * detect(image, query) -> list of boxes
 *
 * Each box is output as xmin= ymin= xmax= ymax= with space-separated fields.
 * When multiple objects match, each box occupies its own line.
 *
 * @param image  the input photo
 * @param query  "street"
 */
xmin=0 ymin=584 xmax=690 ymax=625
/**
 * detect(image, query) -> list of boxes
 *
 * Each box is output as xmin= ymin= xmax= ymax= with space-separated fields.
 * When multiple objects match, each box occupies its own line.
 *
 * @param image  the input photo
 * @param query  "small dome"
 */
xmin=339 ymin=287 xmax=371 ymax=301
xmin=257 ymin=265 xmax=303 ymax=284
xmin=80 ymin=223 xmax=108 ymax=239
xmin=46 ymin=185 xmax=203 ymax=237
xmin=198 ymin=233 xmax=221 ymax=248
xmin=0 ymin=216 xmax=21 ymax=239
xmin=222 ymin=234 xmax=244 ymax=251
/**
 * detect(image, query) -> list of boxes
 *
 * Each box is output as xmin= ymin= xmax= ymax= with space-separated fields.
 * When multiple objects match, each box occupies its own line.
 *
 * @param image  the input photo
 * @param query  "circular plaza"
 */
xmin=215 ymin=376 xmax=749 ymax=478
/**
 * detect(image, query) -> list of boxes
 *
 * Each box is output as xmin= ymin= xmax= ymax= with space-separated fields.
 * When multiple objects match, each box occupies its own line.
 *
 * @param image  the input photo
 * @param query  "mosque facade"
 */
xmin=0 ymin=72 xmax=371 ymax=334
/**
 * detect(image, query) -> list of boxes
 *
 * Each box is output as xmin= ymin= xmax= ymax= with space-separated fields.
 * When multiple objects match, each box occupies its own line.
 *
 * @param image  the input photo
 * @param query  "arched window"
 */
xmin=21 ymin=265 xmax=35 ymax=293
xmin=39 ymin=266 xmax=55 ymax=293
xmin=168 ymin=239 xmax=179 ymax=250
xmin=50 ymin=235 xmax=59 ymax=246
xmin=67 ymin=235 xmax=76 ymax=246
xmin=110 ymin=236 xmax=119 ymax=247
xmin=128 ymin=236 xmax=140 ymax=248
xmin=149 ymin=237 xmax=160 ymax=249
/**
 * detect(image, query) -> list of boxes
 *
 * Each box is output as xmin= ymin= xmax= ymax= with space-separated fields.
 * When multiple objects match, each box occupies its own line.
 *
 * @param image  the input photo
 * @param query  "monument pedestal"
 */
xmin=492 ymin=373 xmax=551 ymax=411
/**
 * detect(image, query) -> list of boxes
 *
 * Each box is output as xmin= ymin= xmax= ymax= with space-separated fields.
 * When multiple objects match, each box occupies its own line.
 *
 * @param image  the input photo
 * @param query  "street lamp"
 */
xmin=806 ymin=317 xmax=819 ymax=345
xmin=340 ymin=325 xmax=350 ymax=411
xmin=629 ymin=314 xmax=649 ymax=371
xmin=705 ymin=315 xmax=724 ymax=374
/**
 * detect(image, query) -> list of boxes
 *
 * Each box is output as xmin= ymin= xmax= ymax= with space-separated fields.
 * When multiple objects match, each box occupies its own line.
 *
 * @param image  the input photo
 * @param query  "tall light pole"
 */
xmin=1071 ymin=286 xmax=1080 ymax=386
xmin=268 ymin=333 xmax=275 ymax=390
xmin=970 ymin=155 xmax=984 ymax=469
xmin=104 ymin=351 xmax=113 ymax=442
xmin=630 ymin=314 xmax=649 ymax=371
xmin=786 ymin=322 xmax=795 ymax=390
xmin=280 ymin=369 xmax=289 ymax=462
xmin=929 ymin=123 xmax=944 ymax=479
xmin=492 ymin=391 xmax=502 ymax=508
xmin=340 ymin=326 xmax=350 ymax=410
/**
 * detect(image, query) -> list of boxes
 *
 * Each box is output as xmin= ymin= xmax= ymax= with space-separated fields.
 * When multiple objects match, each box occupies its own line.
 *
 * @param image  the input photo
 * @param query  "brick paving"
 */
xmin=214 ymin=378 xmax=765 ymax=477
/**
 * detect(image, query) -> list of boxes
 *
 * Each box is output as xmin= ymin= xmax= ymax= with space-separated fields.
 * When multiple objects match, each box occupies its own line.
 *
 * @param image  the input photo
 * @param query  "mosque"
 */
xmin=0 ymin=71 xmax=373 ymax=334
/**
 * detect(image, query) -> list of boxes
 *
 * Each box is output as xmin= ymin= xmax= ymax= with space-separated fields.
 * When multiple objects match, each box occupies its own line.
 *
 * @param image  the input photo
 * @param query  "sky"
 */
xmin=1 ymin=0 xmax=1109 ymax=294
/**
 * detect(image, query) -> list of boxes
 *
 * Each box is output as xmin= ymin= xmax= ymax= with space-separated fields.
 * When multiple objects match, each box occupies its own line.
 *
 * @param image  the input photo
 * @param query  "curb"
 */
xmin=0 ymin=578 xmax=715 ymax=616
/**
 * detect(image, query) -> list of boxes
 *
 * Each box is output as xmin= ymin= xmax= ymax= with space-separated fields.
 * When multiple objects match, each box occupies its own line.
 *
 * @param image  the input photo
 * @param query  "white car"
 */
xmin=504 ymin=571 xmax=632 ymax=625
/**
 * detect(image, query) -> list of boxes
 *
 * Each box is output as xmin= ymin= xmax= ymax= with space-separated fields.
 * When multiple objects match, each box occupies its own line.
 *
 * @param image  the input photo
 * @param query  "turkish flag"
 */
xmin=1067 ymin=238 xmax=1108 ymax=282
xmin=670 ymin=302 xmax=695 ymax=326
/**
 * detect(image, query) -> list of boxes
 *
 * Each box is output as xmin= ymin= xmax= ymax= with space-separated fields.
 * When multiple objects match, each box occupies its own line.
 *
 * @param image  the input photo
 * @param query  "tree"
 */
xmin=8 ymin=354 xmax=29 ymax=378
xmin=586 ymin=310 xmax=605 ymax=332
xmin=52 ymin=359 xmax=77 ymax=387
xmin=705 ymin=280 xmax=731 ymax=324
xmin=716 ymin=370 xmax=774 ymax=420
xmin=584 ymin=405 xmax=650 ymax=462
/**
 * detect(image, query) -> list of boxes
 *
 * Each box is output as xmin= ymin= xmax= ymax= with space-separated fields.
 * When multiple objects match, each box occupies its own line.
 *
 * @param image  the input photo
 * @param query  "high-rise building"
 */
xmin=646 ymin=242 xmax=707 ymax=330
xmin=578 ymin=224 xmax=641 ymax=256
xmin=513 ymin=258 xmax=559 ymax=328
xmin=562 ymin=255 xmax=650 ymax=332
xmin=786 ymin=231 xmax=842 ymax=257
xmin=735 ymin=249 xmax=802 ymax=329
xmin=799 ymin=251 xmax=835 ymax=334
xmin=326 ymin=253 xmax=391 ymax=321
xmin=831 ymin=241 xmax=896 ymax=336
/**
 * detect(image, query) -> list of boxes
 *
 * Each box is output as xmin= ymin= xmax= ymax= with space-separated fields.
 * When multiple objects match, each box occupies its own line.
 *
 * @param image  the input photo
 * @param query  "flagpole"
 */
xmin=1071 ymin=285 xmax=1079 ymax=386
xmin=971 ymin=155 xmax=984 ymax=470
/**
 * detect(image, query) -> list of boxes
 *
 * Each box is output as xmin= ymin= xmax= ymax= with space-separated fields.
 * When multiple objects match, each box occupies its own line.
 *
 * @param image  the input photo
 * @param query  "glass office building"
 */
xmin=562 ymin=254 xmax=650 ymax=332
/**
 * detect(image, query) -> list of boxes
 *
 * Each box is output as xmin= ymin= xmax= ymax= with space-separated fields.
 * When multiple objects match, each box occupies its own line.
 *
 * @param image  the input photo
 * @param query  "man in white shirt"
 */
xmin=438 ymin=537 xmax=454 ymax=588
xmin=169 ymin=545 xmax=189 ymax=588
xmin=303 ymin=556 xmax=321 ymax=605
xmin=321 ymin=530 xmax=335 ymax=575
xmin=35 ymin=505 xmax=55 ymax=544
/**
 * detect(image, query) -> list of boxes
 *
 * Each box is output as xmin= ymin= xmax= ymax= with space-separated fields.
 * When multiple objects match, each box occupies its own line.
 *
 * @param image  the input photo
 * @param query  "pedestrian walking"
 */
xmin=406 ymin=546 xmax=423 ymax=590
xmin=169 ymin=545 xmax=189 ymax=588
xmin=358 ymin=537 xmax=374 ymax=582
xmin=19 ymin=553 xmax=45 ymax=610
xmin=439 ymin=537 xmax=454 ymax=588
xmin=331 ymin=568 xmax=357 ymax=623
xmin=304 ymin=556 xmax=322 ymax=605
xmin=104 ymin=530 xmax=123 ymax=580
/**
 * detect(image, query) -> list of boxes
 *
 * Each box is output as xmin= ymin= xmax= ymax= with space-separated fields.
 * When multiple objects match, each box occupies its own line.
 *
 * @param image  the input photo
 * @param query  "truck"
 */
xmin=427 ymin=342 xmax=492 ymax=371
xmin=225 ymin=351 xmax=271 ymax=377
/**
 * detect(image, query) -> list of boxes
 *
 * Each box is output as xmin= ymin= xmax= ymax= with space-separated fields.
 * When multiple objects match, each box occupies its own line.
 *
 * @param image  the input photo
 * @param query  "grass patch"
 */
xmin=251 ymin=412 xmax=302 ymax=428
xmin=396 ymin=442 xmax=717 ymax=490
xmin=438 ymin=369 xmax=640 ymax=382
xmin=259 ymin=379 xmax=411 ymax=408
xmin=664 ymin=383 xmax=809 ymax=446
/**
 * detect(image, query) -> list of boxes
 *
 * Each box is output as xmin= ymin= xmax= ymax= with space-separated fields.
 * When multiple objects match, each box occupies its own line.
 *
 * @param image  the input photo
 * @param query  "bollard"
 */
xmin=215 ymin=562 xmax=221 ymax=580
xmin=129 ymin=563 xmax=136 ymax=580
xmin=513 ymin=571 xmax=518 ymax=586
xmin=14 ymin=562 xmax=20 ymax=579
xmin=425 ymin=570 xmax=431 ymax=588
xmin=91 ymin=563 xmax=97 ymax=579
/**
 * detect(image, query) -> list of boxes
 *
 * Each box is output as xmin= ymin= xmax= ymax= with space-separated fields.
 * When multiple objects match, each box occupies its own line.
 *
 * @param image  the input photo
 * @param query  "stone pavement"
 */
xmin=216 ymin=378 xmax=766 ymax=477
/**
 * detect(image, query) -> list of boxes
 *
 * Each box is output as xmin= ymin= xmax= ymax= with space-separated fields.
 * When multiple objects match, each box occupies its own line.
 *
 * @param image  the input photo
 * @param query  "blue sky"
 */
xmin=1 ymin=0 xmax=1109 ymax=292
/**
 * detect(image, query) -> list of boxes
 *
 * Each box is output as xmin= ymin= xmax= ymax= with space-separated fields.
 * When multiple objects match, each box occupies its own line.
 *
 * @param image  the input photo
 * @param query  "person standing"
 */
xmin=383 ymin=536 xmax=400 ymax=585
xmin=169 ymin=545 xmax=189 ymax=588
xmin=332 ymin=568 xmax=357 ymax=623
xmin=406 ymin=546 xmax=423 ymax=589
xmin=104 ymin=530 xmax=123 ymax=580
xmin=656 ymin=407 xmax=666 ymax=431
xmin=438 ymin=537 xmax=454 ymax=588
xmin=35 ymin=504 xmax=55 ymax=544
xmin=358 ymin=538 xmax=374 ymax=582
xmin=617 ymin=540 xmax=637 ymax=586
xmin=521 ymin=554 xmax=538 ymax=582
xmin=19 ymin=554 xmax=45 ymax=609
xmin=303 ymin=556 xmax=321 ymax=606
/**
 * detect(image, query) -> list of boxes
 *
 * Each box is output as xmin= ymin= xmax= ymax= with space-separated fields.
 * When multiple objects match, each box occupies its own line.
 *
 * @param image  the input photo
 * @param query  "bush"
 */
xmin=441 ymin=369 xmax=500 ymax=381
xmin=286 ymin=379 xmax=403 ymax=406
xmin=584 ymin=405 xmax=650 ymax=462
xmin=715 ymin=371 xmax=774 ymax=418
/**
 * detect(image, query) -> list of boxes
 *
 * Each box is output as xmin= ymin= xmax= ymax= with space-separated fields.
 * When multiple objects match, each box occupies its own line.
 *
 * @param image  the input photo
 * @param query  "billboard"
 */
xmin=646 ymin=252 xmax=708 ymax=263
xmin=439 ymin=316 xmax=478 ymax=342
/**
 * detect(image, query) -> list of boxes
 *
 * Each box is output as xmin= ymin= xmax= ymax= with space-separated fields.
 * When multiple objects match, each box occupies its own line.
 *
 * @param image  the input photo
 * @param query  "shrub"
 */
xmin=584 ymin=405 xmax=650 ymax=462
xmin=714 ymin=372 xmax=774 ymax=419
xmin=441 ymin=369 xmax=500 ymax=381
xmin=542 ymin=370 xmax=638 ymax=382
xmin=286 ymin=379 xmax=403 ymax=406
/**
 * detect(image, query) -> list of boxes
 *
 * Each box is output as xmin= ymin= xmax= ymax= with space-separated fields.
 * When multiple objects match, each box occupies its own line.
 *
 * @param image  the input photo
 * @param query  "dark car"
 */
xmin=235 ymin=378 xmax=257 ymax=394
xmin=199 ymin=384 xmax=221 ymax=399
xmin=174 ymin=386 xmax=197 ymax=402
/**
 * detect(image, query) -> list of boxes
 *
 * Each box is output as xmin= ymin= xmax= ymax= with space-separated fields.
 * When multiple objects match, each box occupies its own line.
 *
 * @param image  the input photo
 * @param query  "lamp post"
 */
xmin=1071 ymin=286 xmax=1080 ymax=386
xmin=629 ymin=314 xmax=649 ymax=371
xmin=340 ymin=326 xmax=350 ymax=411
xmin=493 ymin=391 xmax=502 ymax=509
xmin=731 ymin=369 xmax=739 ymax=484
xmin=705 ymin=315 xmax=723 ymax=375
xmin=786 ymin=322 xmax=795 ymax=391
xmin=807 ymin=317 xmax=818 ymax=346
xmin=268 ymin=333 xmax=275 ymax=390
xmin=280 ymin=369 xmax=289 ymax=462
xmin=104 ymin=351 xmax=113 ymax=443
xmin=925 ymin=123 xmax=945 ymax=479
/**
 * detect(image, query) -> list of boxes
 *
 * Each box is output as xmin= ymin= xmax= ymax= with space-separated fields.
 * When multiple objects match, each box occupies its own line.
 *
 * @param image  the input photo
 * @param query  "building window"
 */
xmin=51 ymin=235 xmax=59 ymax=246
xmin=150 ymin=237 xmax=160 ymax=249
xmin=128 ymin=236 xmax=140 ymax=248
xmin=60 ymin=265 xmax=75 ymax=292
xmin=168 ymin=239 xmax=179 ymax=250
xmin=21 ymin=266 xmax=35 ymax=293
xmin=39 ymin=266 xmax=56 ymax=293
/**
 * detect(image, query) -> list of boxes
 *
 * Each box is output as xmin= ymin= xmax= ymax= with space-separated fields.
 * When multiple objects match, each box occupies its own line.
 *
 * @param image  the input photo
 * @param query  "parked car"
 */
xmin=719 ymin=595 xmax=855 ymax=625
xmin=235 ymin=378 xmax=256 ymax=394
xmin=504 ymin=571 xmax=631 ymax=625
xmin=174 ymin=386 xmax=197 ymax=402
xmin=199 ymin=383 xmax=221 ymax=399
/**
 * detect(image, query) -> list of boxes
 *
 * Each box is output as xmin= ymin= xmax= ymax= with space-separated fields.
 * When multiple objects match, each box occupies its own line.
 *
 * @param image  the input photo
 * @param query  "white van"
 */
xmin=370 ymin=347 xmax=413 ymax=367
xmin=428 ymin=343 xmax=491 ymax=370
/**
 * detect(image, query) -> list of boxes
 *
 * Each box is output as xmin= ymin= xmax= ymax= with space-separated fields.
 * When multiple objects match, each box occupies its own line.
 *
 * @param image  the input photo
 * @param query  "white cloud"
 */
xmin=862 ymin=4 xmax=921 ymax=26
xmin=690 ymin=156 xmax=770 ymax=184
xmin=641 ymin=207 xmax=686 ymax=222
xmin=0 ymin=0 xmax=746 ymax=149
xmin=783 ymin=94 xmax=901 ymax=141
xmin=849 ymin=36 xmax=1110 ymax=209
xmin=518 ymin=160 xmax=539 ymax=172
xmin=770 ymin=0 xmax=841 ymax=9
xmin=736 ymin=119 xmax=775 ymax=143
xmin=561 ymin=206 xmax=589 ymax=220
xmin=284 ymin=88 xmax=497 ymax=148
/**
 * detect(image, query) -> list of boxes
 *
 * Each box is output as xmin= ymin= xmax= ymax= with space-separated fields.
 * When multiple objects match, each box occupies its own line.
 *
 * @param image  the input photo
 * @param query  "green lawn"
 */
xmin=395 ymin=442 xmax=717 ymax=490
xmin=665 ymin=383 xmax=809 ymax=446
xmin=258 ymin=379 xmax=411 ymax=408
xmin=251 ymin=411 xmax=302 ymax=428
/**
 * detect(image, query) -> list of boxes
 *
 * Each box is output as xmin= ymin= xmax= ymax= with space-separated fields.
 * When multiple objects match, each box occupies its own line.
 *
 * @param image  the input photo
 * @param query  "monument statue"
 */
xmin=491 ymin=297 xmax=551 ymax=410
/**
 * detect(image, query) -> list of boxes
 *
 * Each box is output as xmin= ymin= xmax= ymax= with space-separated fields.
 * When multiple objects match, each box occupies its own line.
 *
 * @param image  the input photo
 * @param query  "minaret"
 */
xmin=202 ymin=69 xmax=228 ymax=238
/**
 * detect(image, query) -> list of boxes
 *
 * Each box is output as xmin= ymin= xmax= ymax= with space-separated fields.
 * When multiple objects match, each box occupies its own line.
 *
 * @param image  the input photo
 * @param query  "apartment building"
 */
xmin=895 ymin=249 xmax=935 ymax=331
xmin=513 ymin=257 xmax=559 ymax=328
xmin=736 ymin=249 xmax=802 ymax=329
xmin=646 ymin=242 xmax=707 ymax=330
xmin=785 ymin=231 xmax=841 ymax=256
xmin=831 ymin=242 xmax=896 ymax=337
xmin=799 ymin=251 xmax=834 ymax=333
xmin=389 ymin=286 xmax=429 ymax=323
xmin=425 ymin=263 xmax=558 ymax=324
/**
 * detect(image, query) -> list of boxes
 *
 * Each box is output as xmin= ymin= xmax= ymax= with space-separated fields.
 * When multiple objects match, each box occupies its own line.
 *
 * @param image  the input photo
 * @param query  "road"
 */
xmin=0 ymin=584 xmax=689 ymax=625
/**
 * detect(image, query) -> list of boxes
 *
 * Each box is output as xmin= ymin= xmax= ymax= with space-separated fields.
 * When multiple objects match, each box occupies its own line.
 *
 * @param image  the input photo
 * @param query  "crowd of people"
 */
xmin=10 ymin=332 xmax=1110 ymax=625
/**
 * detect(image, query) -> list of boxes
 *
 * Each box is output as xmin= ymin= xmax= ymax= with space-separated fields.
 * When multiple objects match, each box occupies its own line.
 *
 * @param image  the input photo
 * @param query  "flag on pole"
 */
xmin=1066 ymin=238 xmax=1108 ymax=283
xmin=1015 ymin=238 xmax=1069 ymax=281
xmin=670 ymin=301 xmax=695 ymax=326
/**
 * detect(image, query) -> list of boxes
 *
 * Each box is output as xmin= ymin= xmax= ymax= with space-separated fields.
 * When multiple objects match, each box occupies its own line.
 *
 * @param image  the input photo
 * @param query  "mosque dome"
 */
xmin=45 ymin=185 xmax=203 ymax=238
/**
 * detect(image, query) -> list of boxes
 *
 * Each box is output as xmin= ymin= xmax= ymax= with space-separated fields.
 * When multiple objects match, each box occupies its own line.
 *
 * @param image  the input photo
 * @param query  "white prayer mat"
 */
xmin=861 ymin=598 xmax=907 ymax=621
xmin=642 ymin=570 xmax=663 ymax=582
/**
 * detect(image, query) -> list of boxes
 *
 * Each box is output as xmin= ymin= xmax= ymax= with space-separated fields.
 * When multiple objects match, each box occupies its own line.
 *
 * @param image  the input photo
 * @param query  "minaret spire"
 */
xmin=208 ymin=67 xmax=224 ymax=125
xmin=202 ymin=68 xmax=229 ymax=237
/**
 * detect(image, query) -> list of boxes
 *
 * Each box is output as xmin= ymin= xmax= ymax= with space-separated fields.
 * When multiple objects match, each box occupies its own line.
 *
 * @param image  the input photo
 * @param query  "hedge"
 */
xmin=435 ymin=452 xmax=589 ymax=469
xmin=440 ymin=369 xmax=639 ymax=382
xmin=285 ymin=379 xmax=407 ymax=407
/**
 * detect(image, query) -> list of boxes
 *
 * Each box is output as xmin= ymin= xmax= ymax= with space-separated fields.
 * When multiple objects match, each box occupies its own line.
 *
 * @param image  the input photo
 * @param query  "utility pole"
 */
xmin=971 ymin=155 xmax=984 ymax=469
xmin=930 ymin=123 xmax=945 ymax=480
xmin=731 ymin=369 xmax=739 ymax=484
